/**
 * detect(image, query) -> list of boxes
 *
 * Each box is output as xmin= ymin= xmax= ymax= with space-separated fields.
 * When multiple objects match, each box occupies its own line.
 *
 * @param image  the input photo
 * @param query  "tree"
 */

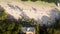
xmin=12 ymin=24 xmax=22 ymax=34
xmin=7 ymin=22 xmax=15 ymax=31
xmin=47 ymin=18 xmax=60 ymax=34
xmin=35 ymin=22 xmax=39 ymax=34
xmin=3 ymin=31 xmax=11 ymax=34
xmin=0 ymin=6 xmax=7 ymax=20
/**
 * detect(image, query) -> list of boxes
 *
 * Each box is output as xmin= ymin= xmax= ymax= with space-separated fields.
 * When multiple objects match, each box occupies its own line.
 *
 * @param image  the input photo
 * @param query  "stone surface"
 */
xmin=0 ymin=0 xmax=60 ymax=26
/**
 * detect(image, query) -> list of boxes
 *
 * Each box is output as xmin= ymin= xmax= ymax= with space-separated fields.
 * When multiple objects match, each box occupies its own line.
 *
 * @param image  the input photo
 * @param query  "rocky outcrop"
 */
xmin=0 ymin=1 xmax=60 ymax=26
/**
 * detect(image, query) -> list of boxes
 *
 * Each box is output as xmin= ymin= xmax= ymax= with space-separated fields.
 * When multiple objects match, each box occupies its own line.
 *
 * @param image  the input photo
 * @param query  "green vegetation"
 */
xmin=30 ymin=0 xmax=37 ymax=2
xmin=20 ymin=0 xmax=60 ymax=2
xmin=15 ymin=0 xmax=56 ymax=7
xmin=21 ymin=0 xmax=28 ymax=1
xmin=35 ymin=22 xmax=39 ymax=34
xmin=0 ymin=6 xmax=60 ymax=34
xmin=0 ymin=7 xmax=22 ymax=34
xmin=0 ymin=8 xmax=39 ymax=34
xmin=0 ymin=6 xmax=7 ymax=20
xmin=0 ymin=20 xmax=23 ymax=34
xmin=39 ymin=18 xmax=60 ymax=34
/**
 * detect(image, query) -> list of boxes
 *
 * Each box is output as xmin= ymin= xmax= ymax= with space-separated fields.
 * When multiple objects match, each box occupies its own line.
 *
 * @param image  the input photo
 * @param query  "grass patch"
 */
xmin=21 ymin=0 xmax=28 ymax=1
xmin=30 ymin=0 xmax=37 ymax=2
xmin=15 ymin=0 xmax=55 ymax=6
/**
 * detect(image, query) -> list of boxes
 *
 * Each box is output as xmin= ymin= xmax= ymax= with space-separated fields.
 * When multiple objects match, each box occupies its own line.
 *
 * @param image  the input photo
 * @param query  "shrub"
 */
xmin=0 ymin=6 xmax=7 ymax=20
xmin=30 ymin=0 xmax=37 ymax=2
xmin=21 ymin=0 xmax=28 ymax=1
xmin=35 ymin=22 xmax=39 ymax=34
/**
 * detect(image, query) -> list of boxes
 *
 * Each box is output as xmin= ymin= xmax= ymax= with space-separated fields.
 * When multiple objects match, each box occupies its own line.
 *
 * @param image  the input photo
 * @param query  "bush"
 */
xmin=7 ymin=22 xmax=15 ymax=31
xmin=30 ymin=0 xmax=37 ymax=2
xmin=0 ymin=6 xmax=7 ymax=20
xmin=35 ymin=22 xmax=39 ymax=34
xmin=21 ymin=0 xmax=28 ymax=1
xmin=38 ymin=0 xmax=56 ymax=2
xmin=0 ymin=20 xmax=23 ymax=34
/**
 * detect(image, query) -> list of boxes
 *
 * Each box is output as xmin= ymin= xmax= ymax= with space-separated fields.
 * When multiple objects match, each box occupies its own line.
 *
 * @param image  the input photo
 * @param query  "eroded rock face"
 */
xmin=0 ymin=2 xmax=60 ymax=26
